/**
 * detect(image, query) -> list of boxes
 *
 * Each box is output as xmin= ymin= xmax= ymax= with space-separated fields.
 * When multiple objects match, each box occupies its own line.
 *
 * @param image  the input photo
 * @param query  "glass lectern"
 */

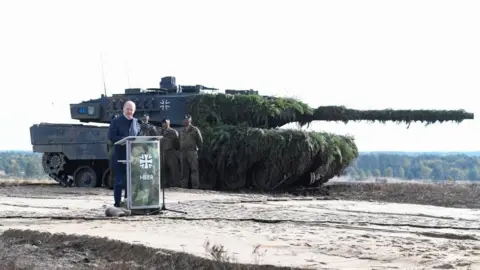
xmin=114 ymin=136 xmax=162 ymax=210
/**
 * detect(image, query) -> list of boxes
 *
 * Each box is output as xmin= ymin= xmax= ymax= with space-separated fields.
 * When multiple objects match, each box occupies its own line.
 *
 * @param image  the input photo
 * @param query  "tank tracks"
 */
xmin=41 ymin=150 xmax=328 ymax=191
xmin=41 ymin=153 xmax=113 ymax=189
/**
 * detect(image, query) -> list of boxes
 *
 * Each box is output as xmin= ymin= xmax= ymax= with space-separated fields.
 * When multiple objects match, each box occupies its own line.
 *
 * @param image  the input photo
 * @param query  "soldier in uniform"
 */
xmin=179 ymin=114 xmax=203 ymax=189
xmin=160 ymin=118 xmax=181 ymax=187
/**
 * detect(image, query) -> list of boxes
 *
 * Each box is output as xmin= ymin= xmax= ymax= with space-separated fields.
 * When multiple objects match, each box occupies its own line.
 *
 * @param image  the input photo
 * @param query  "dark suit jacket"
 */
xmin=108 ymin=115 xmax=142 ymax=168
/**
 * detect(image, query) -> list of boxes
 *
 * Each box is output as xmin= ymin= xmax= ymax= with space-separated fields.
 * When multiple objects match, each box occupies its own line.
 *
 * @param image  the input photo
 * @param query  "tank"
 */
xmin=30 ymin=76 xmax=475 ymax=191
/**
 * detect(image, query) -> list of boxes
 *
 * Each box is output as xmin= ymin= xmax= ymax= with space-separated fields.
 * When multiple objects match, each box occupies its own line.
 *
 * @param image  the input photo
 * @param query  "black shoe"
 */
xmin=114 ymin=203 xmax=120 ymax=207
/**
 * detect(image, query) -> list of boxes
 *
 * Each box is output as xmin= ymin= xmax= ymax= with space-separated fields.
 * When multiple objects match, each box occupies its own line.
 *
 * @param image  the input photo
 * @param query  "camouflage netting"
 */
xmin=185 ymin=93 xmax=474 ymax=190
xmin=189 ymin=94 xmax=474 ymax=128
xmin=196 ymin=124 xmax=358 ymax=190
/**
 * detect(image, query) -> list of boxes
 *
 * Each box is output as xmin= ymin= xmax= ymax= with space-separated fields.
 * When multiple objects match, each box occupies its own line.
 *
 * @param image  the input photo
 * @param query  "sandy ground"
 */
xmin=0 ymin=185 xmax=479 ymax=270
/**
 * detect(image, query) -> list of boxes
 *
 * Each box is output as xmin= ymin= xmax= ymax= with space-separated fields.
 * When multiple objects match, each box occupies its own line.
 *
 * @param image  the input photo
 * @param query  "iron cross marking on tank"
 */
xmin=159 ymin=99 xmax=170 ymax=111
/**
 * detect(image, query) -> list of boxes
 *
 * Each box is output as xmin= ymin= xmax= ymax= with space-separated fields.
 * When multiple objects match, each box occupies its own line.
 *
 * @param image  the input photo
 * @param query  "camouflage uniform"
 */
xmin=160 ymin=127 xmax=180 ymax=187
xmin=179 ymin=125 xmax=203 ymax=189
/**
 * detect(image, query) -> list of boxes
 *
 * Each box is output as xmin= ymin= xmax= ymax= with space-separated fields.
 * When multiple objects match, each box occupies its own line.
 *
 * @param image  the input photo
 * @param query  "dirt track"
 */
xmin=0 ymin=184 xmax=479 ymax=269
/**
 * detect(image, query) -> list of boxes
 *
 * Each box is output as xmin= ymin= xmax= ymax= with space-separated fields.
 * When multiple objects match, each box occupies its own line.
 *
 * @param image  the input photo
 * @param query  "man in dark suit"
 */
xmin=108 ymin=100 xmax=142 ymax=207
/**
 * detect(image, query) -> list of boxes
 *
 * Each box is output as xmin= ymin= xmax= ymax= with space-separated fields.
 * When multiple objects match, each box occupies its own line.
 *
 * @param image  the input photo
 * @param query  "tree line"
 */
xmin=345 ymin=153 xmax=480 ymax=181
xmin=0 ymin=151 xmax=45 ymax=178
xmin=1 ymin=151 xmax=480 ymax=181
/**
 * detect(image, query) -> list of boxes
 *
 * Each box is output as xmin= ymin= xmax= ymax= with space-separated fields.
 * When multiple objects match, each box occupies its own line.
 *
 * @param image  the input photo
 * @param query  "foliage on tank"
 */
xmin=188 ymin=93 xmax=474 ymax=129
xmin=186 ymin=93 xmax=474 ymax=190
xmin=196 ymin=124 xmax=358 ymax=190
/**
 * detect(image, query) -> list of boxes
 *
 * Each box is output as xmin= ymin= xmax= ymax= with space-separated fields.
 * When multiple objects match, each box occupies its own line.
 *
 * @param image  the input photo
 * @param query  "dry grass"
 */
xmin=203 ymin=239 xmax=237 ymax=263
xmin=0 ymin=178 xmax=57 ymax=187
xmin=0 ymin=229 xmax=304 ymax=270
xmin=202 ymin=241 xmax=268 ymax=266
xmin=325 ymin=182 xmax=480 ymax=208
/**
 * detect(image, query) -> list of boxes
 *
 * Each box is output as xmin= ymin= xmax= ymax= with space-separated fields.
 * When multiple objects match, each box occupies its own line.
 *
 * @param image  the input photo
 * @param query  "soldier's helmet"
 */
xmin=161 ymin=117 xmax=170 ymax=123
xmin=143 ymin=114 xmax=150 ymax=123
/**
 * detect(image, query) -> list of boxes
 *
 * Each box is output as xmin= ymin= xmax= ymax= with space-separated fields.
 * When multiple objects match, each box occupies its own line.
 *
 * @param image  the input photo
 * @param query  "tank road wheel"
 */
xmin=251 ymin=170 xmax=272 ymax=191
xmin=42 ymin=153 xmax=66 ymax=174
xmin=222 ymin=171 xmax=247 ymax=190
xmin=102 ymin=168 xmax=114 ymax=190
xmin=251 ymin=165 xmax=283 ymax=191
xmin=73 ymin=166 xmax=98 ymax=188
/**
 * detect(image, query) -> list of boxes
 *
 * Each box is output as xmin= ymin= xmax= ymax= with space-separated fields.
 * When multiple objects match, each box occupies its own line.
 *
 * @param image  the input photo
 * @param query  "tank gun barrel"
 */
xmin=188 ymin=94 xmax=474 ymax=128
xmin=305 ymin=106 xmax=474 ymax=125
xmin=270 ymin=106 xmax=475 ymax=128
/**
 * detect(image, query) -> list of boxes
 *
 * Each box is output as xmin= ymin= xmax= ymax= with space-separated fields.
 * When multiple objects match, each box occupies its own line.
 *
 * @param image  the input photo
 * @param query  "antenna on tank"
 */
xmin=100 ymin=52 xmax=107 ymax=96
xmin=125 ymin=59 xmax=131 ymax=88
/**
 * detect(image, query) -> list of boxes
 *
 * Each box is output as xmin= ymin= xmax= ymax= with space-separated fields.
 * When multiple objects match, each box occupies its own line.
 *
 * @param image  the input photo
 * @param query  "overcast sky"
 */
xmin=0 ymin=0 xmax=479 ymax=152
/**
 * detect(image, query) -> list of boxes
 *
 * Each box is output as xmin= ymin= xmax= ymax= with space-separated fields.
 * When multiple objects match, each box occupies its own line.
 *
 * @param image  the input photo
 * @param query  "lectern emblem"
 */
xmin=139 ymin=153 xmax=153 ymax=169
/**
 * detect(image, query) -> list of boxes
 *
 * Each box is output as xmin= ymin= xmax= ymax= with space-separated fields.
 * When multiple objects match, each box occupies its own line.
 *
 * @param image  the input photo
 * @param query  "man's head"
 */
xmin=183 ymin=114 xmax=192 ymax=126
xmin=161 ymin=117 xmax=170 ymax=128
xmin=123 ymin=101 xmax=136 ymax=119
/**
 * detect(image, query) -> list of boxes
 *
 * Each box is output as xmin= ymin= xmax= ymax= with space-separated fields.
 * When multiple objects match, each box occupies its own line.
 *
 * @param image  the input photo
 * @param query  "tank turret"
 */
xmin=69 ymin=76 xmax=219 ymax=127
xmin=31 ymin=76 xmax=474 ymax=190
